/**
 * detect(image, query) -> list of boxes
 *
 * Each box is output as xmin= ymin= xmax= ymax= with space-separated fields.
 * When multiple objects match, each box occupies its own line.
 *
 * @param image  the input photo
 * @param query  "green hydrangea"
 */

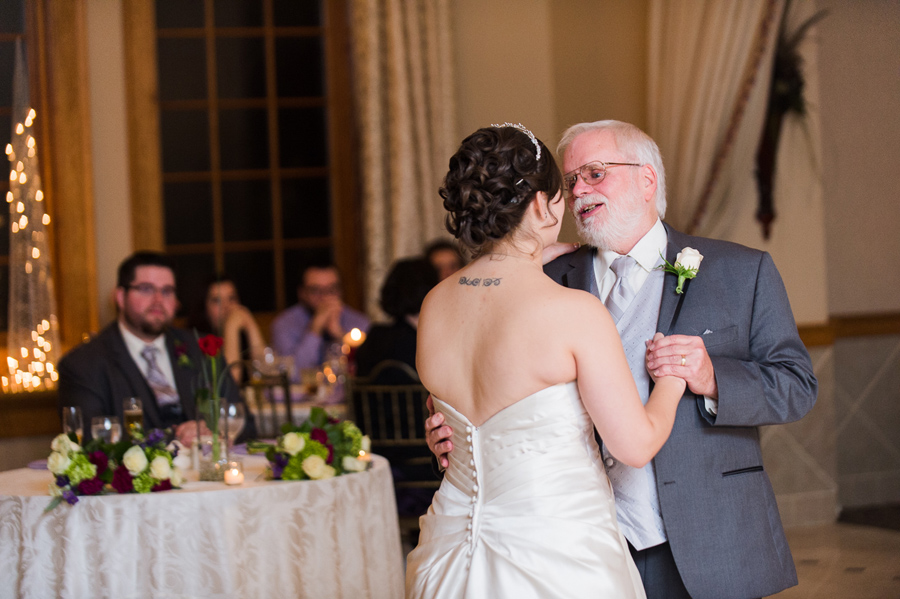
xmin=65 ymin=453 xmax=98 ymax=486
xmin=133 ymin=472 xmax=154 ymax=494
xmin=282 ymin=439 xmax=329 ymax=480
xmin=338 ymin=421 xmax=363 ymax=457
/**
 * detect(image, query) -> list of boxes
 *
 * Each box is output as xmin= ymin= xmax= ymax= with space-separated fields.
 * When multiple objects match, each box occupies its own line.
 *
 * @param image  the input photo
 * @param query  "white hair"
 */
xmin=557 ymin=120 xmax=667 ymax=219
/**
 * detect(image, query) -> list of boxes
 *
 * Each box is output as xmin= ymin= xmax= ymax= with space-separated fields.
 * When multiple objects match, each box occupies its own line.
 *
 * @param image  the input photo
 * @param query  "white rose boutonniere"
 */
xmin=659 ymin=247 xmax=703 ymax=294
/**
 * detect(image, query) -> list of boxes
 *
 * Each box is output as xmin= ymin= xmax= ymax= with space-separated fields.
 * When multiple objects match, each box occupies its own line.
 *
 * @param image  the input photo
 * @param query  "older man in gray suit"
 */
xmin=427 ymin=120 xmax=816 ymax=599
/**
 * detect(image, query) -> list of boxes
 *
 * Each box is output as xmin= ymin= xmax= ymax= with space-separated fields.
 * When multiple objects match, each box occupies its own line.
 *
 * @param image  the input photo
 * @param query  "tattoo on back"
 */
xmin=459 ymin=276 xmax=501 ymax=287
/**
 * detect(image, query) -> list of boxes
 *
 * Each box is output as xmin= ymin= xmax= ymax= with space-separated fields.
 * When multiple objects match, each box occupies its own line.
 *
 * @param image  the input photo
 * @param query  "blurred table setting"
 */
xmin=0 ymin=452 xmax=404 ymax=598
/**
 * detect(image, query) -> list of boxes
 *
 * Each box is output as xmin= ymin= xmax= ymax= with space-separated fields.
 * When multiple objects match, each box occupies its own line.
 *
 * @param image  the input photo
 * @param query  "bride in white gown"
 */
xmin=405 ymin=124 xmax=686 ymax=598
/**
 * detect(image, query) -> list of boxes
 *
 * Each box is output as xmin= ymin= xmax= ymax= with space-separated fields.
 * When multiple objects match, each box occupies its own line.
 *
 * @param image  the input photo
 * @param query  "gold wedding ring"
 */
xmin=680 ymin=355 xmax=687 ymax=367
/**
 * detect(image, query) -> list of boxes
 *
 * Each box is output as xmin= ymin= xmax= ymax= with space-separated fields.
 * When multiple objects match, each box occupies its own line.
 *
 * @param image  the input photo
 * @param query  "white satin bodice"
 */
xmin=406 ymin=382 xmax=645 ymax=598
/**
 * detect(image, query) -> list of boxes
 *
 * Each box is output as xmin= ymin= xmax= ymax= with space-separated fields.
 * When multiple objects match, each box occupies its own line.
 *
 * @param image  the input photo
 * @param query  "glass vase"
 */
xmin=196 ymin=386 xmax=228 ymax=481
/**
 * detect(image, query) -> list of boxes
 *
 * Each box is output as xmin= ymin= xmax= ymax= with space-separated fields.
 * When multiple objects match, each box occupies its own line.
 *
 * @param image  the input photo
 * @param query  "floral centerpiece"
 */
xmin=46 ymin=428 xmax=183 ymax=511
xmin=248 ymin=407 xmax=371 ymax=481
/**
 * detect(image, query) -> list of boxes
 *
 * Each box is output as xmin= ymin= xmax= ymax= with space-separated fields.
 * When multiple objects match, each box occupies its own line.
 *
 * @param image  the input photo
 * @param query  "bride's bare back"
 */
xmin=417 ymin=255 xmax=586 ymax=426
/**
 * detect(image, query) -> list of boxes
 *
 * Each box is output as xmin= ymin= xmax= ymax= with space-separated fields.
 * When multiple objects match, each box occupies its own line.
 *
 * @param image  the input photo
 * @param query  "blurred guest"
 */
xmin=425 ymin=239 xmax=464 ymax=281
xmin=189 ymin=273 xmax=266 ymax=382
xmin=271 ymin=262 xmax=369 ymax=378
xmin=356 ymin=257 xmax=439 ymax=383
xmin=58 ymin=252 xmax=256 ymax=443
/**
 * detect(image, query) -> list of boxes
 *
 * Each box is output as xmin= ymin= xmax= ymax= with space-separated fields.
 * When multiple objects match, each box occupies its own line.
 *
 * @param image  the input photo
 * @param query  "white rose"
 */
xmin=172 ymin=452 xmax=192 ymax=472
xmin=675 ymin=247 xmax=703 ymax=271
xmin=170 ymin=467 xmax=184 ymax=488
xmin=342 ymin=456 xmax=367 ymax=472
xmin=281 ymin=432 xmax=306 ymax=456
xmin=47 ymin=451 xmax=70 ymax=475
xmin=301 ymin=455 xmax=335 ymax=480
xmin=50 ymin=434 xmax=68 ymax=454
xmin=149 ymin=456 xmax=172 ymax=480
xmin=122 ymin=445 xmax=149 ymax=475
xmin=360 ymin=435 xmax=371 ymax=453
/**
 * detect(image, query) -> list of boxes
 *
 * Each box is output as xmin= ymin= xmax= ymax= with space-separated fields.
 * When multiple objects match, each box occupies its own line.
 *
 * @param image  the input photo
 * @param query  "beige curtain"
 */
xmin=648 ymin=0 xmax=785 ymax=237
xmin=348 ymin=0 xmax=457 ymax=316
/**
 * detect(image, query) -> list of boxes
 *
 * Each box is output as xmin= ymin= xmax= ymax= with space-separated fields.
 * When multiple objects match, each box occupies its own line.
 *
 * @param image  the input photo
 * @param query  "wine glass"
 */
xmin=62 ymin=406 xmax=83 ymax=444
xmin=220 ymin=402 xmax=246 ymax=450
xmin=91 ymin=416 xmax=122 ymax=444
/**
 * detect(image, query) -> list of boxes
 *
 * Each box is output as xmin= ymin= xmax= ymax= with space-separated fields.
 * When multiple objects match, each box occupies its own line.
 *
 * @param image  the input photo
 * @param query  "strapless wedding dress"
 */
xmin=405 ymin=382 xmax=645 ymax=598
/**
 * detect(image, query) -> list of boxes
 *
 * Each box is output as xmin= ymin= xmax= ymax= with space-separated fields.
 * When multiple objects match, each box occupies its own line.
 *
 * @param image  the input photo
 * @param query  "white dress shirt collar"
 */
xmin=593 ymin=219 xmax=668 ymax=301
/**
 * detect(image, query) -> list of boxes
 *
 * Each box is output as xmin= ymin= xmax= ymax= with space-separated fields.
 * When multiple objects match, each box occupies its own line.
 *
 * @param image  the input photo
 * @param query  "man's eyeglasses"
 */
xmin=562 ymin=161 xmax=642 ymax=196
xmin=304 ymin=284 xmax=340 ymax=297
xmin=127 ymin=283 xmax=177 ymax=299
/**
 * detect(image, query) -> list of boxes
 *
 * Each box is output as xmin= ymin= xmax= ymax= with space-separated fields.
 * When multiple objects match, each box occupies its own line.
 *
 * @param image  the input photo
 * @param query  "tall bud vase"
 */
xmin=195 ymin=334 xmax=229 ymax=481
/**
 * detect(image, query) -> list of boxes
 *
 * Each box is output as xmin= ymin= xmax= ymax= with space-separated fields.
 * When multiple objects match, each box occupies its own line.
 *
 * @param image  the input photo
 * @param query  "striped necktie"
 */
xmin=140 ymin=345 xmax=179 ymax=406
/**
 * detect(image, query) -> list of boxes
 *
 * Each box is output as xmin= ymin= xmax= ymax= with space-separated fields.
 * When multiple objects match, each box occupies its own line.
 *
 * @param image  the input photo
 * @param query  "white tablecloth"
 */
xmin=0 ymin=455 xmax=404 ymax=599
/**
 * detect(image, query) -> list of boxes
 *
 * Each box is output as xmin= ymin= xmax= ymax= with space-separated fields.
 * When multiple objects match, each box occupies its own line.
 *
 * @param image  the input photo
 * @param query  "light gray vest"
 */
xmin=591 ymin=260 xmax=667 ymax=550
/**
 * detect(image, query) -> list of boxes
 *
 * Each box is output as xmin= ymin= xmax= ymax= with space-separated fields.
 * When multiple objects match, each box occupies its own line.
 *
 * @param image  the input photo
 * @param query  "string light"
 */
xmin=5 ymin=40 xmax=58 ymax=394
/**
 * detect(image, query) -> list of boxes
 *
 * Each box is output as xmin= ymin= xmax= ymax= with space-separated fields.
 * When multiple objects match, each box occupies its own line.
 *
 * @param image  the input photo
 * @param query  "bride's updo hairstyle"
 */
xmin=441 ymin=124 xmax=561 ymax=257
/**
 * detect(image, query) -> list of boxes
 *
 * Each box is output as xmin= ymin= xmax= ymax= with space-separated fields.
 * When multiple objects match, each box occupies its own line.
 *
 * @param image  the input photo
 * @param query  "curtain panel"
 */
xmin=348 ymin=0 xmax=457 ymax=317
xmin=648 ymin=0 xmax=784 ymax=237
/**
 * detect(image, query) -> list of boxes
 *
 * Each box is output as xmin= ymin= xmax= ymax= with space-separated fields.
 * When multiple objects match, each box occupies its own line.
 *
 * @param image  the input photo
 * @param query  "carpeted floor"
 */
xmin=837 ymin=503 xmax=900 ymax=532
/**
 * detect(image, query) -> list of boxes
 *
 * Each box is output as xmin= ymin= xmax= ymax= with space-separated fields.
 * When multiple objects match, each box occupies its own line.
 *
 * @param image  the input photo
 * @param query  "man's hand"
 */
xmin=174 ymin=419 xmax=208 ymax=446
xmin=645 ymin=333 xmax=718 ymax=398
xmin=425 ymin=394 xmax=453 ymax=469
xmin=542 ymin=242 xmax=580 ymax=265
xmin=309 ymin=297 xmax=343 ymax=337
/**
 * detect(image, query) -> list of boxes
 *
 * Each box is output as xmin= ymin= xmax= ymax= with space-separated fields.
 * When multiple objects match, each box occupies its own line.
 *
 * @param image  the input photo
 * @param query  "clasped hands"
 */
xmin=424 ymin=332 xmax=717 ymax=468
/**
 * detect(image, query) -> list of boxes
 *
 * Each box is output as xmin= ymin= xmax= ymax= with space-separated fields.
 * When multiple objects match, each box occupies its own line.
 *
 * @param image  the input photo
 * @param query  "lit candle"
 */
xmin=343 ymin=328 xmax=366 ymax=348
xmin=358 ymin=450 xmax=372 ymax=462
xmin=224 ymin=461 xmax=244 ymax=485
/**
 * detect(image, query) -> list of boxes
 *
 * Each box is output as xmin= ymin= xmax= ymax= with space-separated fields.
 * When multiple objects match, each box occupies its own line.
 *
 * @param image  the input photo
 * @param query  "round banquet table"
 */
xmin=0 ymin=454 xmax=404 ymax=599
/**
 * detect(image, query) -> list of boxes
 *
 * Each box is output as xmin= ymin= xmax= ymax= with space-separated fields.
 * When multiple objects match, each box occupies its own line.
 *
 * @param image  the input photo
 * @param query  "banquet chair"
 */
xmin=346 ymin=360 xmax=438 ymax=542
xmin=241 ymin=361 xmax=293 ymax=438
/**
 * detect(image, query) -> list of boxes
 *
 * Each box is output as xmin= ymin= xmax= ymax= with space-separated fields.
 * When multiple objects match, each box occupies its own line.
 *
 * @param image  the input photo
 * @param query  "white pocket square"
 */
xmin=703 ymin=329 xmax=713 ymax=335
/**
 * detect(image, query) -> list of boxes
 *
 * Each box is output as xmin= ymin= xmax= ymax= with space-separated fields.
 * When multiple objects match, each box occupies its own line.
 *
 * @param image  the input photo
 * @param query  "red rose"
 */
xmin=88 ymin=451 xmax=109 ymax=475
xmin=311 ymin=428 xmax=328 ymax=444
xmin=151 ymin=479 xmax=173 ymax=492
xmin=111 ymin=464 xmax=134 ymax=493
xmin=78 ymin=477 xmax=105 ymax=496
xmin=326 ymin=444 xmax=334 ymax=464
xmin=198 ymin=334 xmax=224 ymax=357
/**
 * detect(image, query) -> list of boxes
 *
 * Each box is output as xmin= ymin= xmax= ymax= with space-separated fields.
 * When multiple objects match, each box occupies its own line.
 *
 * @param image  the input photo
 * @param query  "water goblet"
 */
xmin=220 ymin=402 xmax=246 ymax=453
xmin=91 ymin=416 xmax=122 ymax=444
xmin=62 ymin=406 xmax=83 ymax=444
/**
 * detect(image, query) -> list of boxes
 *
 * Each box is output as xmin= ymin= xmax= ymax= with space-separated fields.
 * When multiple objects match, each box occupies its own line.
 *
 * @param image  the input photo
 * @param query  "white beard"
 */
xmin=571 ymin=191 xmax=646 ymax=253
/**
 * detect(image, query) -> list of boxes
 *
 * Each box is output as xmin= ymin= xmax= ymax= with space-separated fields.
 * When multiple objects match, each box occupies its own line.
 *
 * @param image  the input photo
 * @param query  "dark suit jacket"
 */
xmin=57 ymin=323 xmax=256 ymax=442
xmin=355 ymin=320 xmax=419 ymax=384
xmin=544 ymin=224 xmax=817 ymax=599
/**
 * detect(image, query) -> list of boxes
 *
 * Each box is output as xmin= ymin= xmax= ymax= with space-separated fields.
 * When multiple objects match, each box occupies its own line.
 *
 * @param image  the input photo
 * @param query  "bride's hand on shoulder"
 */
xmin=541 ymin=242 xmax=579 ymax=265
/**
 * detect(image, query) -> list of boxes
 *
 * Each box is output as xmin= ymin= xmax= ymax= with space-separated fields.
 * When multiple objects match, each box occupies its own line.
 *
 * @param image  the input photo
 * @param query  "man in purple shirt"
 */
xmin=271 ymin=263 xmax=370 ymax=379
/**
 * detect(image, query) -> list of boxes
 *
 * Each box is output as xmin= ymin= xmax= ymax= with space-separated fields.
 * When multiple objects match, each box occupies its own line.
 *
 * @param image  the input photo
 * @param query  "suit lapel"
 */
xmin=656 ymin=225 xmax=683 ymax=335
xmin=562 ymin=246 xmax=596 ymax=293
xmin=168 ymin=331 xmax=197 ymax=419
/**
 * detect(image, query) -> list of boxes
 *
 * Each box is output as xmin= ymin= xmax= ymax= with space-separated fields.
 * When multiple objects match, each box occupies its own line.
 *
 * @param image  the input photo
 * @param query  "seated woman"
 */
xmin=355 ymin=257 xmax=438 ymax=383
xmin=189 ymin=274 xmax=267 ymax=382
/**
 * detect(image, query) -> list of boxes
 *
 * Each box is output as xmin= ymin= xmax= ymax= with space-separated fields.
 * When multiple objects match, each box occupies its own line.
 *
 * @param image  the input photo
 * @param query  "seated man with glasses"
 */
xmin=58 ymin=251 xmax=256 ymax=443
xmin=271 ymin=262 xmax=370 ymax=379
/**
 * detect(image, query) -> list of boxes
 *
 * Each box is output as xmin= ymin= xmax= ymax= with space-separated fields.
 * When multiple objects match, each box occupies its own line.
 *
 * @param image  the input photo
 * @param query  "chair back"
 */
xmin=241 ymin=360 xmax=293 ymax=438
xmin=346 ymin=360 xmax=429 ymax=446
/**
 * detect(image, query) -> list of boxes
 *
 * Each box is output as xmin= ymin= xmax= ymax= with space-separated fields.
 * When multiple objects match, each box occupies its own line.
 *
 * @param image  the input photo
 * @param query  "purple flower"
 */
xmin=271 ymin=463 xmax=284 ymax=479
xmin=62 ymin=488 xmax=79 ymax=505
xmin=56 ymin=475 xmax=70 ymax=488
xmin=274 ymin=453 xmax=289 ymax=468
xmin=146 ymin=429 xmax=165 ymax=446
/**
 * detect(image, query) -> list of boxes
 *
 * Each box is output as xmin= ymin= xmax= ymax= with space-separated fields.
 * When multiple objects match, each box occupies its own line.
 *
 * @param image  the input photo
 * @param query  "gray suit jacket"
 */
xmin=544 ymin=224 xmax=817 ymax=599
xmin=58 ymin=323 xmax=256 ymax=442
